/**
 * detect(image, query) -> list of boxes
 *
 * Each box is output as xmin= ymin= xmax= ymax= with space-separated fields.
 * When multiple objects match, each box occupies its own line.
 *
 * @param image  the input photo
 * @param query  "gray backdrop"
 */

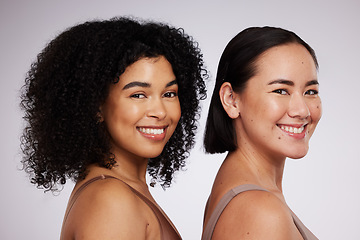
xmin=1 ymin=0 xmax=359 ymax=239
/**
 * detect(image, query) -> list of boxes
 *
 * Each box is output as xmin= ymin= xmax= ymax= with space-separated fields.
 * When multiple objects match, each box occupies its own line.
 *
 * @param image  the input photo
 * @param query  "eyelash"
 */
xmin=163 ymin=91 xmax=178 ymax=98
xmin=305 ymin=89 xmax=318 ymax=95
xmin=130 ymin=93 xmax=145 ymax=99
xmin=130 ymin=91 xmax=178 ymax=99
xmin=272 ymin=89 xmax=319 ymax=96
xmin=272 ymin=89 xmax=288 ymax=95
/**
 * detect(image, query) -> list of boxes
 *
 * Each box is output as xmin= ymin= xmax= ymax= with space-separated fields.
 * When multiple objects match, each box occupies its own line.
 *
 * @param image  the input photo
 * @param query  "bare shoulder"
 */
xmin=212 ymin=190 xmax=302 ymax=240
xmin=64 ymin=178 xmax=157 ymax=239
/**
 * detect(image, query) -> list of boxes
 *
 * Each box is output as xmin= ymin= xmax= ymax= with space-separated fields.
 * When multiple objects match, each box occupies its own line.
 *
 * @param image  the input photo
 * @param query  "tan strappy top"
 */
xmin=61 ymin=175 xmax=182 ymax=240
xmin=202 ymin=184 xmax=318 ymax=240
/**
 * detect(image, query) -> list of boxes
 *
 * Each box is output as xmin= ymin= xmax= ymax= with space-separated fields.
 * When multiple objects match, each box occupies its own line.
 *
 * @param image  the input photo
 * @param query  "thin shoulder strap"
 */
xmin=290 ymin=211 xmax=319 ymax=240
xmin=202 ymin=184 xmax=268 ymax=240
xmin=202 ymin=184 xmax=318 ymax=240
xmin=62 ymin=175 xmax=181 ymax=240
xmin=61 ymin=175 xmax=107 ymax=240
xmin=62 ymin=175 xmax=107 ymax=228
xmin=104 ymin=175 xmax=182 ymax=240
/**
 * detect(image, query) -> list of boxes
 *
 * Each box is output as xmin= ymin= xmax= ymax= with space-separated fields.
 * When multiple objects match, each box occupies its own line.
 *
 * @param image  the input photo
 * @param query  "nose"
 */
xmin=288 ymin=94 xmax=310 ymax=119
xmin=147 ymin=98 xmax=166 ymax=120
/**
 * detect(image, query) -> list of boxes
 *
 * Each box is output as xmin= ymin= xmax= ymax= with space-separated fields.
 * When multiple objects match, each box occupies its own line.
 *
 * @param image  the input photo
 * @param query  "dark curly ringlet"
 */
xmin=204 ymin=26 xmax=318 ymax=154
xmin=20 ymin=17 xmax=207 ymax=192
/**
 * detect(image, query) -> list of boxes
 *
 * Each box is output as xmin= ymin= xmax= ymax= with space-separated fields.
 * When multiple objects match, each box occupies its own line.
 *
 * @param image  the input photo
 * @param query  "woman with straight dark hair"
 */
xmin=202 ymin=27 xmax=320 ymax=240
xmin=20 ymin=17 xmax=207 ymax=239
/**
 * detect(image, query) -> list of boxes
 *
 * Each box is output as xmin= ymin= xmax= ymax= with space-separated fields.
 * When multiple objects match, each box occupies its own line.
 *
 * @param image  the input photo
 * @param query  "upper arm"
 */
xmin=68 ymin=181 xmax=149 ymax=239
xmin=212 ymin=191 xmax=302 ymax=240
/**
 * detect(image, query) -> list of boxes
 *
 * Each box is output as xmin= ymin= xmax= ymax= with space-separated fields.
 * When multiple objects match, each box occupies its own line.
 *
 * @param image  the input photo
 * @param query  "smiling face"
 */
xmin=234 ymin=43 xmax=322 ymax=160
xmin=100 ymin=56 xmax=181 ymax=162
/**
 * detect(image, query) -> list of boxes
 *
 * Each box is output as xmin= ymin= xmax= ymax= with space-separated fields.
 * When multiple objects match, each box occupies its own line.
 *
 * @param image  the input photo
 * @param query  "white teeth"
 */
xmin=139 ymin=128 xmax=164 ymax=135
xmin=280 ymin=125 xmax=304 ymax=134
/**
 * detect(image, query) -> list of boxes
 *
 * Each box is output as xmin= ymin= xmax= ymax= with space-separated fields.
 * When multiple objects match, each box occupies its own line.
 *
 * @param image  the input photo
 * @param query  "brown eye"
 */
xmin=131 ymin=93 xmax=146 ymax=99
xmin=163 ymin=91 xmax=177 ymax=98
xmin=272 ymin=89 xmax=288 ymax=95
xmin=305 ymin=89 xmax=318 ymax=95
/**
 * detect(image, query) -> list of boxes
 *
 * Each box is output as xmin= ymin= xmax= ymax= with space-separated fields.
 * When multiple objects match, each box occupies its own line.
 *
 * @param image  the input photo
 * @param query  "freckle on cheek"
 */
xmin=278 ymin=137 xmax=281 ymax=140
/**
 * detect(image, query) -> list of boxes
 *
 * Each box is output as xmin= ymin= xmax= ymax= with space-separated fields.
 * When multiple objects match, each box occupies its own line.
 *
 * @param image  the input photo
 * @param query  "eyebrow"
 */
xmin=122 ymin=79 xmax=177 ymax=90
xmin=165 ymin=79 xmax=178 ymax=88
xmin=305 ymin=80 xmax=319 ymax=87
xmin=268 ymin=79 xmax=319 ymax=87
xmin=123 ymin=81 xmax=150 ymax=90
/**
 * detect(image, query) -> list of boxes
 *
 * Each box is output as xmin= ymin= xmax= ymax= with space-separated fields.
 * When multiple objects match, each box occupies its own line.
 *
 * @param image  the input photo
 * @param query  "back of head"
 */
xmin=204 ymin=26 xmax=317 ymax=154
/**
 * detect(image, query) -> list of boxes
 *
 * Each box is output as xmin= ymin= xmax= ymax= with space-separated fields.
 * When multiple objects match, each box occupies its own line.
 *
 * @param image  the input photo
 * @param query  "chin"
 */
xmin=138 ymin=145 xmax=166 ymax=159
xmin=288 ymin=155 xmax=306 ymax=160
xmin=287 ymin=150 xmax=309 ymax=160
xmin=284 ymin=145 xmax=309 ymax=160
xmin=144 ymin=151 xmax=164 ymax=159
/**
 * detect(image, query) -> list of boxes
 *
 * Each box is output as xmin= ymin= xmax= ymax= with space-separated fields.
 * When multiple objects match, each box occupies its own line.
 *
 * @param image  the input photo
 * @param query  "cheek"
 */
xmin=261 ymin=98 xmax=287 ymax=120
xmin=103 ymin=101 xmax=142 ymax=127
xmin=309 ymin=98 xmax=322 ymax=123
xmin=173 ymin=101 xmax=181 ymax=123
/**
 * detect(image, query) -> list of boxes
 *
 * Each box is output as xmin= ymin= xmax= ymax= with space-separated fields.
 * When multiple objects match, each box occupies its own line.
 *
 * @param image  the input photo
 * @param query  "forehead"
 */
xmin=256 ymin=43 xmax=315 ymax=69
xmin=117 ymin=56 xmax=175 ymax=85
xmin=252 ymin=43 xmax=317 ymax=82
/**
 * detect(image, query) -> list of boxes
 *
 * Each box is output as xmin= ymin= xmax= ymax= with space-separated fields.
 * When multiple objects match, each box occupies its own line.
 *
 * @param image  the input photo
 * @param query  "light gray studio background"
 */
xmin=1 ymin=0 xmax=359 ymax=239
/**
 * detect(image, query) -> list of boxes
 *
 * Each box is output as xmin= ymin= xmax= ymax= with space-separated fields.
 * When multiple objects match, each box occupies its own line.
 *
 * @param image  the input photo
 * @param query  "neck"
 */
xmin=228 ymin=145 xmax=286 ymax=192
xmin=84 ymin=155 xmax=151 ymax=198
xmin=87 ymin=147 xmax=150 ymax=186
xmin=111 ymin=155 xmax=149 ymax=185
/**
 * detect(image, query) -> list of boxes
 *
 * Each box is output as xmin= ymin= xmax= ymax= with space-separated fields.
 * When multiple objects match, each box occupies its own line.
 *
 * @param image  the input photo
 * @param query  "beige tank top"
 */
xmin=202 ymin=184 xmax=318 ymax=240
xmin=61 ymin=175 xmax=181 ymax=240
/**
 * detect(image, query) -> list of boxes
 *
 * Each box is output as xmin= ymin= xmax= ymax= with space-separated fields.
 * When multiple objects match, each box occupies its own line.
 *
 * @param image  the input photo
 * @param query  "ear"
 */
xmin=219 ymin=82 xmax=240 ymax=119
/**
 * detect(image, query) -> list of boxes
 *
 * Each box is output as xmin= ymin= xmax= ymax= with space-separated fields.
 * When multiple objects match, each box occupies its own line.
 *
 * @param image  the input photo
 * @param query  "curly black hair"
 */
xmin=20 ymin=17 xmax=207 ymax=192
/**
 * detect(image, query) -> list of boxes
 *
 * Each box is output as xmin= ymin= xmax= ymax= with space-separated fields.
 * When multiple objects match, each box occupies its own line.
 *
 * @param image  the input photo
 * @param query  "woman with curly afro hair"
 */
xmin=20 ymin=17 xmax=207 ymax=239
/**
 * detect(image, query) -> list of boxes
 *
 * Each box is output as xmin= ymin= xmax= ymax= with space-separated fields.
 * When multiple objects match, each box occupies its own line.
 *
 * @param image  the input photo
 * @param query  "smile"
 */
xmin=279 ymin=125 xmax=305 ymax=134
xmin=277 ymin=124 xmax=308 ymax=139
xmin=137 ymin=126 xmax=168 ymax=141
xmin=138 ymin=127 xmax=165 ymax=135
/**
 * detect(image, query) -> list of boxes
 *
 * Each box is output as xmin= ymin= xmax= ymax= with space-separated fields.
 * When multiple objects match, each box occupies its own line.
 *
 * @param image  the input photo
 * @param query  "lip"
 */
xmin=277 ymin=123 xmax=308 ymax=139
xmin=137 ymin=126 xmax=168 ymax=141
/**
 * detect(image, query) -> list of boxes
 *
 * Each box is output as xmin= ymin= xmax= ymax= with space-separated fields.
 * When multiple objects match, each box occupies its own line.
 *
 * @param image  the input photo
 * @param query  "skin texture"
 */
xmin=62 ymin=57 xmax=181 ymax=239
xmin=100 ymin=57 xmax=181 ymax=165
xmin=203 ymin=43 xmax=322 ymax=239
